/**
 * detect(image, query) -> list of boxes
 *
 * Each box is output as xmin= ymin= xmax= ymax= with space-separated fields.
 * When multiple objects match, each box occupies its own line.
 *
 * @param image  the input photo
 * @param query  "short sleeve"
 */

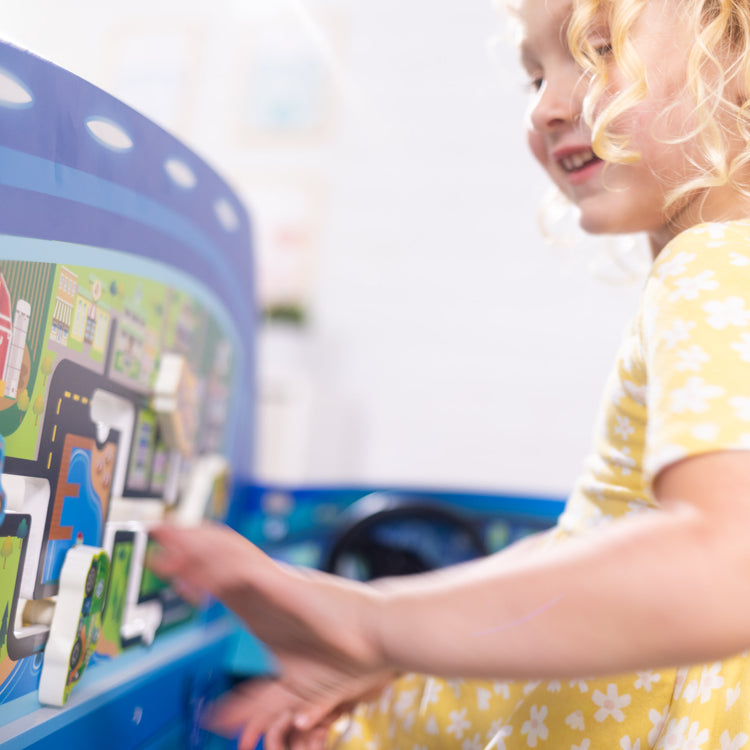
xmin=640 ymin=222 xmax=750 ymax=485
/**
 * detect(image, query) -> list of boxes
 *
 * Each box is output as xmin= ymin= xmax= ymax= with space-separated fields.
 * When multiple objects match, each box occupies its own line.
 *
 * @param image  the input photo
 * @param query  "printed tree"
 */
xmin=0 ymin=604 xmax=7 ymax=648
xmin=41 ymin=353 xmax=53 ymax=385
xmin=0 ymin=537 xmax=12 ymax=569
xmin=32 ymin=394 xmax=44 ymax=426
xmin=17 ymin=388 xmax=29 ymax=425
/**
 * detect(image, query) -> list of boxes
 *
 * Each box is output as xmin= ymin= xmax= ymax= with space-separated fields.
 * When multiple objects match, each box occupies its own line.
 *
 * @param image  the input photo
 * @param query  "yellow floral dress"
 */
xmin=328 ymin=221 xmax=750 ymax=749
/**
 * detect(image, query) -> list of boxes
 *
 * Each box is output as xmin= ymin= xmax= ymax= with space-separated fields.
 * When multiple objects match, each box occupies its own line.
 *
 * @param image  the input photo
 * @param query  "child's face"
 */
xmin=520 ymin=0 xmax=734 ymax=250
xmin=519 ymin=0 xmax=601 ymax=222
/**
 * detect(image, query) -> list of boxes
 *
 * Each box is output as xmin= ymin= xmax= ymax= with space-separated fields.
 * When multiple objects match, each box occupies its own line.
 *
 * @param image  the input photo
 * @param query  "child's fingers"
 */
xmin=293 ymin=699 xmax=345 ymax=732
xmin=256 ymin=710 xmax=294 ymax=750
xmin=170 ymin=578 xmax=211 ymax=607
xmin=204 ymin=679 xmax=301 ymax=748
xmin=288 ymin=725 xmax=331 ymax=750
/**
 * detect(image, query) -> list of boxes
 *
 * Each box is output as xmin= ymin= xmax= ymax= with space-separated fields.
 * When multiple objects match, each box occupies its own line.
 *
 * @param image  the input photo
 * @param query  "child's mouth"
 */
xmin=559 ymin=148 xmax=601 ymax=173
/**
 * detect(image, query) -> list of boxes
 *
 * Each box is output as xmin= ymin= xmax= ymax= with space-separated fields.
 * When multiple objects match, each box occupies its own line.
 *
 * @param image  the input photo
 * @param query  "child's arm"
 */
xmin=373 ymin=449 xmax=750 ymax=678
xmin=148 ymin=523 xmax=553 ymax=749
xmin=150 ymin=451 xmax=750 ymax=738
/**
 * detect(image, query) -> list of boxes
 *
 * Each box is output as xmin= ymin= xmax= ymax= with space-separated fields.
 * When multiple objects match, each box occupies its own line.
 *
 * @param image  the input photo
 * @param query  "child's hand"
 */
xmin=147 ymin=522 xmax=387 ymax=730
xmin=202 ymin=671 xmax=395 ymax=750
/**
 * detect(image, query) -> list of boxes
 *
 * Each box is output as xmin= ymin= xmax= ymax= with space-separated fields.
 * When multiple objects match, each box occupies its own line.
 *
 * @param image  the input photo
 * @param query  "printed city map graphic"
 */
xmin=0 ymin=38 xmax=255 ymax=706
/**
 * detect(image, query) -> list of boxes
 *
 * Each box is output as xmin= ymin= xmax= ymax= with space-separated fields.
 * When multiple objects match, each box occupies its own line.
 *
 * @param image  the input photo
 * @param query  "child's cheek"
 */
xmin=526 ymin=129 xmax=549 ymax=172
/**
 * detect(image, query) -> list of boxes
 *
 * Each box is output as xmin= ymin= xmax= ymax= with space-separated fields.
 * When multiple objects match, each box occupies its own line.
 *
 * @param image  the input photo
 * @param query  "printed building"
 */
xmin=50 ymin=266 xmax=77 ymax=345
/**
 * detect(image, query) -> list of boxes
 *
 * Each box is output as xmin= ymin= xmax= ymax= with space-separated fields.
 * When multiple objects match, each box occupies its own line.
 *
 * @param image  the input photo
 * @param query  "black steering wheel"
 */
xmin=324 ymin=492 xmax=488 ymax=581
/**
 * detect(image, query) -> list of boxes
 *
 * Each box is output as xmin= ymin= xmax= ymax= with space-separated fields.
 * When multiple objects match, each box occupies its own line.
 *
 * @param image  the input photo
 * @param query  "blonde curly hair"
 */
xmin=567 ymin=0 xmax=750 ymax=212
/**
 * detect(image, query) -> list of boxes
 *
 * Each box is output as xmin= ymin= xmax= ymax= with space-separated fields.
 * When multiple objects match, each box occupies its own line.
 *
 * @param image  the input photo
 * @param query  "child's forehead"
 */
xmin=514 ymin=0 xmax=572 ymax=26
xmin=512 ymin=0 xmax=574 ymax=40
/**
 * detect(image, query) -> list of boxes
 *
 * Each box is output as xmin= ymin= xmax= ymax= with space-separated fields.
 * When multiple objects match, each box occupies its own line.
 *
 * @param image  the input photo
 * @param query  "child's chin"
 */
xmin=577 ymin=215 xmax=614 ymax=236
xmin=577 ymin=208 xmax=628 ymax=237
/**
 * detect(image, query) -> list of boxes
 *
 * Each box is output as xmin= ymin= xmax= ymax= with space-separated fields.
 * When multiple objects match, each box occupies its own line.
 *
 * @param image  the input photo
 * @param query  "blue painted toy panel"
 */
xmin=0 ymin=37 xmax=256 ymax=739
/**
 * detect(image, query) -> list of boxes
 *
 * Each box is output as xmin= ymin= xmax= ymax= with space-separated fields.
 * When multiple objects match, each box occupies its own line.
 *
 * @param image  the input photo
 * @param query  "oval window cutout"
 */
xmin=214 ymin=198 xmax=240 ymax=232
xmin=85 ymin=117 xmax=134 ymax=152
xmin=164 ymin=158 xmax=197 ymax=189
xmin=0 ymin=68 xmax=33 ymax=108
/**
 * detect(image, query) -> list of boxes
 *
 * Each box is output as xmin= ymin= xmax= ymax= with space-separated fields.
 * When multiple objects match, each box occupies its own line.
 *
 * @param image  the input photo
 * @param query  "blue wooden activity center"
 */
xmin=0 ymin=40 xmax=564 ymax=748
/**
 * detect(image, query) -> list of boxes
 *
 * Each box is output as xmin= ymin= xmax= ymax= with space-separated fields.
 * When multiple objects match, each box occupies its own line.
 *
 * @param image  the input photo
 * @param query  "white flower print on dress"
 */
xmin=656 ymin=250 xmax=696 ymax=279
xmin=462 ymin=733 xmax=483 ymax=750
xmin=719 ymin=730 xmax=749 ymax=750
xmin=669 ymin=377 xmax=725 ymax=414
xmin=648 ymin=707 xmax=669 ymax=746
xmin=657 ymin=717 xmax=689 ymax=749
xmin=610 ymin=382 xmax=626 ymax=407
xmin=691 ymin=423 xmax=720 ymax=441
xmin=729 ymin=396 xmax=750 ymax=421
xmin=731 ymin=332 xmax=750 ymax=362
xmin=661 ymin=318 xmax=696 ymax=349
xmin=522 ymin=681 xmax=542 ymax=695
xmin=366 ymin=740 xmax=381 ymax=750
xmin=610 ymin=446 xmax=636 ymax=475
xmin=378 ymin=684 xmax=395 ymax=714
xmin=547 ymin=680 xmax=561 ymax=692
xmin=730 ymin=251 xmax=750 ymax=266
xmin=675 ymin=344 xmax=709 ymax=372
xmin=634 ymin=671 xmax=661 ymax=692
xmin=446 ymin=709 xmax=471 ymax=740
xmin=623 ymin=380 xmax=647 ymax=406
xmin=477 ymin=687 xmax=492 ymax=711
xmin=621 ymin=737 xmax=641 ymax=750
xmin=486 ymin=721 xmax=513 ymax=750
xmin=614 ymin=415 xmax=635 ymax=440
xmin=569 ymin=679 xmax=589 ymax=692
xmin=521 ymin=705 xmax=548 ymax=747
xmin=446 ymin=679 xmax=464 ymax=698
xmin=620 ymin=345 xmax=636 ymax=374
xmin=572 ymin=740 xmax=590 ymax=750
xmin=402 ymin=712 xmax=415 ymax=732
xmin=673 ymin=667 xmax=689 ymax=700
xmin=394 ymin=688 xmax=418 ymax=717
xmin=683 ymin=721 xmax=709 ymax=750
xmin=565 ymin=711 xmax=585 ymax=730
xmin=693 ymin=222 xmax=727 ymax=243
xmin=581 ymin=477 xmax=607 ymax=503
xmin=425 ymin=715 xmax=439 ymax=735
xmin=337 ymin=717 xmax=363 ymax=742
xmin=493 ymin=681 xmax=511 ymax=699
xmin=668 ymin=270 xmax=719 ymax=301
xmin=703 ymin=296 xmax=750 ymax=329
xmin=726 ymin=683 xmax=741 ymax=709
xmin=592 ymin=684 xmax=631 ymax=722
xmin=419 ymin=678 xmax=443 ymax=713
xmin=683 ymin=662 xmax=724 ymax=703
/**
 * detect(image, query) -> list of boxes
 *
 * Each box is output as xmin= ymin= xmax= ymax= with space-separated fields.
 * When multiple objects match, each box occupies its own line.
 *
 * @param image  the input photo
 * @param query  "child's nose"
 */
xmin=528 ymin=79 xmax=580 ymax=133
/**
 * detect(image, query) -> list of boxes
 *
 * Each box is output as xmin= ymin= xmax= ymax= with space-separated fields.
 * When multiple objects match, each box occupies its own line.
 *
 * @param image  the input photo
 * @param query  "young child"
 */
xmin=150 ymin=0 xmax=750 ymax=747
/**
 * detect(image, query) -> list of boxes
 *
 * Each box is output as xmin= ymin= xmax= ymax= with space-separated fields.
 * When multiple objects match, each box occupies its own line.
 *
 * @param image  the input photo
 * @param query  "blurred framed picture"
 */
xmin=232 ymin=9 xmax=347 ymax=146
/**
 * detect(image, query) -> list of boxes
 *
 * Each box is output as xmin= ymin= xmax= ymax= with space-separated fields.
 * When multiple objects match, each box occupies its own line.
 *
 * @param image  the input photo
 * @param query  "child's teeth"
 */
xmin=562 ymin=149 xmax=594 ymax=171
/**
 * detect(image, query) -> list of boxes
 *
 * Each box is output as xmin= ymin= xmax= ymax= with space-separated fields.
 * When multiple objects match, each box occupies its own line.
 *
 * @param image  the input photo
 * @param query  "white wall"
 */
xmin=2 ymin=0 xmax=648 ymax=497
